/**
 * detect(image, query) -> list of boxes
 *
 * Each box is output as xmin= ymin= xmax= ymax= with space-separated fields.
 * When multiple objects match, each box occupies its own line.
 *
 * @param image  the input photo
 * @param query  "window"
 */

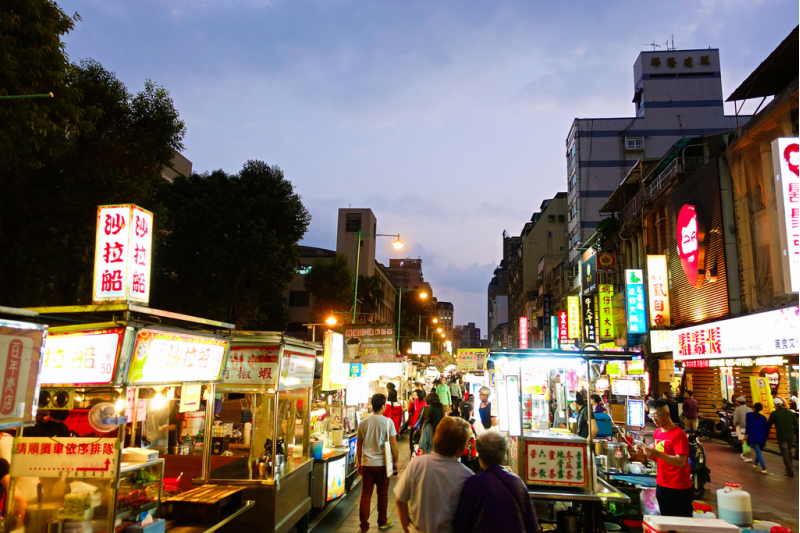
xmin=625 ymin=136 xmax=644 ymax=151
xmin=558 ymin=215 xmax=566 ymax=223
xmin=547 ymin=231 xmax=553 ymax=238
xmin=345 ymin=214 xmax=362 ymax=232
xmin=548 ymin=215 xmax=555 ymax=223
xmin=288 ymin=290 xmax=310 ymax=307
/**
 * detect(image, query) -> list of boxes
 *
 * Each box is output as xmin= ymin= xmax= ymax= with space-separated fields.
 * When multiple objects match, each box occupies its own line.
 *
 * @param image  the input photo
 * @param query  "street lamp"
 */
xmin=351 ymin=230 xmax=403 ymax=322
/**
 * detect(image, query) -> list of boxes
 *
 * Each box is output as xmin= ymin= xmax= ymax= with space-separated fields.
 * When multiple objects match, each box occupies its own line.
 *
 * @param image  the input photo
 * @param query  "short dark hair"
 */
xmin=433 ymin=416 xmax=471 ymax=457
xmin=386 ymin=382 xmax=396 ymax=391
xmin=686 ymin=390 xmax=693 ymax=397
xmin=371 ymin=393 xmax=386 ymax=412
xmin=753 ymin=402 xmax=763 ymax=413
xmin=426 ymin=392 xmax=441 ymax=404
xmin=590 ymin=394 xmax=602 ymax=404
xmin=574 ymin=392 xmax=586 ymax=406
xmin=459 ymin=402 xmax=472 ymax=421
xmin=648 ymin=398 xmax=669 ymax=411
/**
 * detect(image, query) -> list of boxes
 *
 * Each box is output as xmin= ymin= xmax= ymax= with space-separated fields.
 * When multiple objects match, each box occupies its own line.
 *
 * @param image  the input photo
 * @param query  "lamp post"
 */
xmin=351 ymin=230 xmax=403 ymax=323
xmin=417 ymin=315 xmax=438 ymax=339
xmin=397 ymin=288 xmax=427 ymax=353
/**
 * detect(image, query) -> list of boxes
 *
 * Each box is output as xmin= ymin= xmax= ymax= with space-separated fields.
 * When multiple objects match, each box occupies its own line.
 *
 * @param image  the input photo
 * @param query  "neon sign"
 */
xmin=677 ymin=205 xmax=706 ymax=288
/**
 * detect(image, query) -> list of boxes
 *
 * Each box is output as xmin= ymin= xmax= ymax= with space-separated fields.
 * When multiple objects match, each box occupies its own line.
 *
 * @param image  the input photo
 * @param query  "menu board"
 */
xmin=278 ymin=350 xmax=315 ymax=390
xmin=611 ymin=378 xmax=642 ymax=397
xmin=524 ymin=440 xmax=588 ymax=487
xmin=128 ymin=329 xmax=228 ymax=384
xmin=627 ymin=398 xmax=646 ymax=427
xmin=42 ymin=328 xmax=125 ymax=385
xmin=0 ymin=321 xmax=46 ymax=427
xmin=221 ymin=345 xmax=279 ymax=386
xmin=342 ymin=325 xmax=396 ymax=363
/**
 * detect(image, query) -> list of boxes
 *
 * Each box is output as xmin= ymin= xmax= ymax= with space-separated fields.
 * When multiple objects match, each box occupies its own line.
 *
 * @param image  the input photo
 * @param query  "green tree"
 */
xmin=303 ymin=255 xmax=353 ymax=323
xmin=0 ymin=59 xmax=185 ymax=306
xmin=153 ymin=161 xmax=310 ymax=330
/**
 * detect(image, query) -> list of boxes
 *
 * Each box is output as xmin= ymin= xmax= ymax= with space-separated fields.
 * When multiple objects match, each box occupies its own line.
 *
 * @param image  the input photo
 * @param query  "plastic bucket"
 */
xmin=311 ymin=441 xmax=324 ymax=460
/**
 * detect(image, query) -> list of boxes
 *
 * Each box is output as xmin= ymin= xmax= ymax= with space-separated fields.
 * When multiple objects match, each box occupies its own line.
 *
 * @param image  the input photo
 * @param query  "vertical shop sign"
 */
xmin=772 ymin=137 xmax=800 ymax=293
xmin=567 ymin=296 xmax=580 ymax=340
xmin=519 ymin=317 xmax=529 ymax=349
xmin=597 ymin=253 xmax=616 ymax=272
xmin=647 ymin=255 xmax=671 ymax=327
xmin=750 ymin=376 xmax=775 ymax=416
xmin=557 ymin=311 xmax=569 ymax=342
xmin=582 ymin=295 xmax=596 ymax=343
xmin=582 ymin=255 xmax=598 ymax=295
xmin=598 ymin=284 xmax=614 ymax=340
xmin=625 ymin=269 xmax=647 ymax=334
xmin=542 ymin=295 xmax=552 ymax=326
xmin=92 ymin=204 xmax=153 ymax=304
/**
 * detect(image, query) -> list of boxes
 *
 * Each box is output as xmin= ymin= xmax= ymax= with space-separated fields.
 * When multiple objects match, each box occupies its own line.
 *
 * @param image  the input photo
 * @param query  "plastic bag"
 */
xmin=640 ymin=488 xmax=660 ymax=516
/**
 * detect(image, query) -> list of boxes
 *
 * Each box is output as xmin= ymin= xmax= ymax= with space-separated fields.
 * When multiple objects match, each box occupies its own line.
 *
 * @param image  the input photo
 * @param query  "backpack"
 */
xmin=413 ymin=406 xmax=427 ymax=430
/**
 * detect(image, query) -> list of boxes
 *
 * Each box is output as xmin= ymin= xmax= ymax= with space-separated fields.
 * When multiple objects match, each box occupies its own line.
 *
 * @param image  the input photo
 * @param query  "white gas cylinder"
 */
xmin=716 ymin=483 xmax=752 ymax=527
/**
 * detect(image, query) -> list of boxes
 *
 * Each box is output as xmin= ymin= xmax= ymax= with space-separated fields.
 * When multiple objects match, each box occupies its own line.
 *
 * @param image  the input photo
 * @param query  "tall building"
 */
xmin=487 ymin=231 xmax=519 ymax=348
xmin=436 ymin=301 xmax=454 ymax=344
xmin=457 ymin=322 xmax=481 ymax=349
xmin=566 ymin=48 xmax=741 ymax=270
xmin=383 ymin=258 xmax=433 ymax=296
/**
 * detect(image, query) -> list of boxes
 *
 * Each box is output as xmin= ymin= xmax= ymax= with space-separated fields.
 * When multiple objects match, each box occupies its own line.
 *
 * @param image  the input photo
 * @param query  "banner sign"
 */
xmin=343 ymin=324 xmax=396 ymax=363
xmin=771 ymin=137 xmax=800 ymax=293
xmin=349 ymin=363 xmax=362 ymax=378
xmin=647 ymin=255 xmax=671 ymax=327
xmin=456 ymin=349 xmax=486 ymax=371
xmin=0 ymin=321 xmax=46 ymax=427
xmin=542 ymin=295 xmax=552 ymax=327
xmin=279 ymin=350 xmax=315 ymax=390
xmin=625 ymin=269 xmax=646 ymax=334
xmin=750 ymin=376 xmax=775 ymax=416
xmin=582 ymin=255 xmax=597 ymax=295
xmin=92 ymin=204 xmax=153 ymax=304
xmin=519 ymin=317 xmax=529 ymax=349
xmin=43 ymin=328 xmax=125 ymax=386
xmin=322 ymin=332 xmax=348 ymax=390
xmin=598 ymin=284 xmax=614 ymax=340
xmin=567 ymin=296 xmax=580 ymax=339
xmin=597 ymin=253 xmax=616 ymax=272
xmin=11 ymin=437 xmax=119 ymax=479
xmin=128 ymin=329 xmax=228 ymax=384
xmin=557 ymin=311 xmax=569 ymax=342
xmin=673 ymin=305 xmax=798 ymax=360
xmin=221 ymin=345 xmax=279 ymax=386
xmin=582 ymin=295 xmax=596 ymax=343
xmin=682 ymin=355 xmax=785 ymax=369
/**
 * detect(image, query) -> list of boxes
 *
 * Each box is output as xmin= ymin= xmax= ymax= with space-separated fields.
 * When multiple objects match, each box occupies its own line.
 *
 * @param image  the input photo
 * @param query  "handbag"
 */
xmin=384 ymin=418 xmax=394 ymax=477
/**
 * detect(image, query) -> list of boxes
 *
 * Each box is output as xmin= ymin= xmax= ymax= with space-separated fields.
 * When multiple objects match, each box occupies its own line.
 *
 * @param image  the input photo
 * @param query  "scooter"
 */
xmin=687 ymin=430 xmax=712 ymax=500
xmin=712 ymin=403 xmax=734 ymax=441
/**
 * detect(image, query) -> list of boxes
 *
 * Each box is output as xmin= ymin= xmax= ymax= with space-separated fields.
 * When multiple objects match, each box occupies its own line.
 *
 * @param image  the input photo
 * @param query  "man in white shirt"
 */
xmin=394 ymin=416 xmax=473 ymax=533
xmin=732 ymin=396 xmax=753 ymax=461
xmin=357 ymin=394 xmax=398 ymax=532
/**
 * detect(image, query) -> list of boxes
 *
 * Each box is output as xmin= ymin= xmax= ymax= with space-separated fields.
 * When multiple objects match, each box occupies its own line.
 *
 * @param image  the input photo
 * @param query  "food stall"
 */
xmin=487 ymin=349 xmax=635 ymax=530
xmin=198 ymin=331 xmax=317 ymax=533
xmin=6 ymin=304 xmax=242 ymax=533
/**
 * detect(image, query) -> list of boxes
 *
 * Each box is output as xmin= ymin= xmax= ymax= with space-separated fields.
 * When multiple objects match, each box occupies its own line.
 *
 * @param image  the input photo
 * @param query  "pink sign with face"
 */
xmin=677 ymin=205 xmax=705 ymax=287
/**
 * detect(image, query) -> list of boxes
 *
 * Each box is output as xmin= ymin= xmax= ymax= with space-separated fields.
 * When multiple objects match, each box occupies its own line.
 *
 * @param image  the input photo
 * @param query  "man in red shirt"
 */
xmin=636 ymin=398 xmax=693 ymax=517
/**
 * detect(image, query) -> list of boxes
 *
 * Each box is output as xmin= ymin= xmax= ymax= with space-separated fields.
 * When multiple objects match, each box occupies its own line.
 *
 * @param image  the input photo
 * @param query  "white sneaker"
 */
xmin=740 ymin=454 xmax=747 ymax=460
xmin=744 ymin=458 xmax=753 ymax=463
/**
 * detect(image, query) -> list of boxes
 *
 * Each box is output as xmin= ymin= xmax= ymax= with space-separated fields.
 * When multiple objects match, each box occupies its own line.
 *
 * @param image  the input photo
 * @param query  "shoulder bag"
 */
xmin=384 ymin=417 xmax=394 ymax=477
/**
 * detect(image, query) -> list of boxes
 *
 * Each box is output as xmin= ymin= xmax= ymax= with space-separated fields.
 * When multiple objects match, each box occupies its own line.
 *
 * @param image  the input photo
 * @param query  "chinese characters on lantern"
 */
xmin=647 ymin=255 xmax=672 ymax=327
xmin=598 ymin=284 xmax=614 ymax=340
xmin=625 ymin=269 xmax=647 ymax=334
xmin=92 ymin=205 xmax=153 ymax=303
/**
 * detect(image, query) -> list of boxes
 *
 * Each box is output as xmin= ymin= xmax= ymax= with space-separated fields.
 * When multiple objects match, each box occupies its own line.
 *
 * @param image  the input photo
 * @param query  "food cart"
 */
xmin=487 ymin=349 xmax=636 ymax=531
xmin=197 ymin=331 xmax=317 ymax=533
xmin=6 ymin=304 xmax=243 ymax=533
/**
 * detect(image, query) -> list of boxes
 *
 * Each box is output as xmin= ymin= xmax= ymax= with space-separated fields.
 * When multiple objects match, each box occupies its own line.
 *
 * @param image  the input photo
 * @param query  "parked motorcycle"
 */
xmin=687 ymin=430 xmax=712 ymax=500
xmin=712 ymin=401 xmax=742 ymax=451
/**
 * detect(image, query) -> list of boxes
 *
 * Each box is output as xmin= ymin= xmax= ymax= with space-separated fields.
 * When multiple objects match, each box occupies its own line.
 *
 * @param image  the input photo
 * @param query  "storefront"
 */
xmin=673 ymin=305 xmax=799 ymax=418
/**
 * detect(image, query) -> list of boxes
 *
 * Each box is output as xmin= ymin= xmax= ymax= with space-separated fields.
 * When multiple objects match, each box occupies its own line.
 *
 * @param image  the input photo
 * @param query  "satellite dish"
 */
xmin=88 ymin=402 xmax=120 ymax=433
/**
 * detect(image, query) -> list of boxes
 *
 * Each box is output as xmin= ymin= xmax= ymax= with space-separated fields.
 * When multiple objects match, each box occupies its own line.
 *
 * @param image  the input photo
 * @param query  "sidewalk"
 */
xmin=310 ymin=436 xmax=413 ymax=533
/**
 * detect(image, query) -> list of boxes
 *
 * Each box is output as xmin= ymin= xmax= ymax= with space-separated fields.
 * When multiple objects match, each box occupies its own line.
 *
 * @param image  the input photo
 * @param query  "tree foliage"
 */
xmin=153 ymin=161 xmax=310 ymax=330
xmin=357 ymin=275 xmax=383 ymax=319
xmin=0 ymin=58 xmax=185 ymax=306
xmin=303 ymin=254 xmax=353 ymax=323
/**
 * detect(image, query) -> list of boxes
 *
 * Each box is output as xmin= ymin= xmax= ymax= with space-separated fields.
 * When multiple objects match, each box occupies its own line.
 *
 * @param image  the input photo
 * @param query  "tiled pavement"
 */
xmin=310 ymin=437 xmax=413 ymax=533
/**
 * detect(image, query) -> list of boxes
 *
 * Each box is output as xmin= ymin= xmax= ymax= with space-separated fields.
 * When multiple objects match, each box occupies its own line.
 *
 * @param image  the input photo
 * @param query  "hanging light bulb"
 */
xmin=152 ymin=390 xmax=166 ymax=409
xmin=115 ymin=398 xmax=125 ymax=412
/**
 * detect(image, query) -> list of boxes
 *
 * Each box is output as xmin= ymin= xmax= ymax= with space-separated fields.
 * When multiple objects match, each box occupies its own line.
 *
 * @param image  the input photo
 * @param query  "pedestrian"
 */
xmin=745 ymin=402 xmax=769 ymax=475
xmin=449 ymin=397 xmax=462 ymax=417
xmin=636 ymin=398 xmax=693 ymax=517
xmin=418 ymin=402 xmax=445 ymax=455
xmin=385 ymin=389 xmax=403 ymax=436
xmin=394 ymin=417 xmax=474 ymax=533
xmin=453 ymin=430 xmax=539 ymax=533
xmin=590 ymin=394 xmax=606 ymax=414
xmin=732 ymin=396 xmax=753 ymax=462
xmin=459 ymin=402 xmax=479 ymax=471
xmin=449 ymin=378 xmax=462 ymax=406
xmin=436 ymin=378 xmax=452 ymax=410
xmin=767 ymin=397 xmax=798 ymax=477
xmin=408 ymin=390 xmax=428 ymax=455
xmin=478 ymin=387 xmax=494 ymax=430
xmin=574 ymin=392 xmax=596 ymax=440
xmin=357 ymin=394 xmax=399 ymax=532
xmin=681 ymin=390 xmax=700 ymax=432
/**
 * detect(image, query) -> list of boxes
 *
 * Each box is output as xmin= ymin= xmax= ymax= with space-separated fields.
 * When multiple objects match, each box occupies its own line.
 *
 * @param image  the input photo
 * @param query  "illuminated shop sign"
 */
xmin=519 ymin=317 xmax=529 ymax=349
xmin=772 ymin=137 xmax=800 ymax=293
xmin=625 ymin=270 xmax=646 ymax=334
xmin=567 ymin=296 xmax=580 ymax=339
xmin=650 ymin=330 xmax=672 ymax=353
xmin=92 ymin=204 xmax=153 ymax=304
xmin=582 ymin=255 xmax=597 ymax=295
xmin=43 ymin=328 xmax=126 ymax=385
xmin=597 ymin=253 xmax=616 ymax=272
xmin=598 ymin=285 xmax=614 ymax=340
xmin=582 ymin=295 xmax=596 ymax=343
xmin=647 ymin=255 xmax=671 ymax=327
xmin=682 ymin=356 xmax=786 ymax=369
xmin=128 ymin=329 xmax=229 ymax=384
xmin=673 ymin=306 xmax=799 ymax=360
xmin=677 ymin=205 xmax=706 ymax=288
xmin=557 ymin=311 xmax=569 ymax=342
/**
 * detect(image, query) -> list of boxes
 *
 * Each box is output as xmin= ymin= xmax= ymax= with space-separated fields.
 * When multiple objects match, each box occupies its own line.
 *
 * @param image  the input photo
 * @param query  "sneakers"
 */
xmin=740 ymin=454 xmax=748 ymax=460
xmin=743 ymin=458 xmax=753 ymax=463
xmin=760 ymin=470 xmax=768 ymax=475
xmin=378 ymin=521 xmax=394 ymax=530
xmin=752 ymin=464 xmax=759 ymax=469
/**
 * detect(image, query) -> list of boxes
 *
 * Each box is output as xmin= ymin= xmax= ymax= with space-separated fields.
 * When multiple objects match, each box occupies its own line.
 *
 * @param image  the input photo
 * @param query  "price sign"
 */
xmin=42 ymin=328 xmax=125 ymax=385
xmin=128 ymin=329 xmax=228 ymax=384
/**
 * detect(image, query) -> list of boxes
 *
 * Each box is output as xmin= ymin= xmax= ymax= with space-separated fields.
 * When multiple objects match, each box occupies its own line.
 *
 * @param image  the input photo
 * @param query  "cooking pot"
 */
xmin=593 ymin=439 xmax=607 ymax=456
xmin=606 ymin=442 xmax=629 ymax=473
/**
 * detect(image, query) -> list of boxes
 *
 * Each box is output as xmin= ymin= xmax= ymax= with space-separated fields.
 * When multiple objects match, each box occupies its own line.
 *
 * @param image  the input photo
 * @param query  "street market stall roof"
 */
xmin=25 ymin=303 xmax=235 ymax=331
xmin=487 ymin=348 xmax=637 ymax=361
xmin=726 ymin=25 xmax=799 ymax=102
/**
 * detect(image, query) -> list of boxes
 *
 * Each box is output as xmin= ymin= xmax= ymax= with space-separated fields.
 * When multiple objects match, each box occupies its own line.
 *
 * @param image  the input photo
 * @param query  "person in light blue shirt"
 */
xmin=418 ymin=402 xmax=445 ymax=455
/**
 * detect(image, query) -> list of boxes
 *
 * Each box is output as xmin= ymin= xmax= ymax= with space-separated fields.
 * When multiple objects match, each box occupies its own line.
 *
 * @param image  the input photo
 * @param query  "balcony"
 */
xmin=645 ymin=157 xmax=705 ymax=201
xmin=621 ymin=189 xmax=643 ymax=223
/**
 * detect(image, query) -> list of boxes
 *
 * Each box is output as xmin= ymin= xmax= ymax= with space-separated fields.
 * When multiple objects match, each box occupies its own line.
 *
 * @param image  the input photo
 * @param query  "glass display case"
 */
xmin=116 ymin=460 xmax=165 ymax=524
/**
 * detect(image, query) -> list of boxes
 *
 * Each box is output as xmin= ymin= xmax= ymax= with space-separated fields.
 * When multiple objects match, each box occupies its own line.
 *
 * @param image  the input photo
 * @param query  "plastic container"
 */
xmin=716 ymin=483 xmax=752 ymax=527
xmin=751 ymin=522 xmax=781 ymax=531
xmin=311 ymin=440 xmax=324 ymax=460
xmin=770 ymin=527 xmax=791 ymax=533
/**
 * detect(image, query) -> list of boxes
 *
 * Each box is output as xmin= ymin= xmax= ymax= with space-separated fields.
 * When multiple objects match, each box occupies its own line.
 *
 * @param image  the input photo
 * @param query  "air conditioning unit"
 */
xmin=625 ymin=136 xmax=644 ymax=151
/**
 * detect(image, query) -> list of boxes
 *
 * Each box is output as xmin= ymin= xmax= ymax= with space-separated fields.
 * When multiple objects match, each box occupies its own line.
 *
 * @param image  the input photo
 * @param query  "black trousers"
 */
xmin=656 ymin=485 xmax=693 ymax=517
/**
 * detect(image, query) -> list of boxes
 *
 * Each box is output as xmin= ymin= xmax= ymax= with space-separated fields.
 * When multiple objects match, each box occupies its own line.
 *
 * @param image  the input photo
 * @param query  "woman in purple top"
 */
xmin=453 ymin=430 xmax=539 ymax=533
xmin=590 ymin=394 xmax=606 ymax=414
